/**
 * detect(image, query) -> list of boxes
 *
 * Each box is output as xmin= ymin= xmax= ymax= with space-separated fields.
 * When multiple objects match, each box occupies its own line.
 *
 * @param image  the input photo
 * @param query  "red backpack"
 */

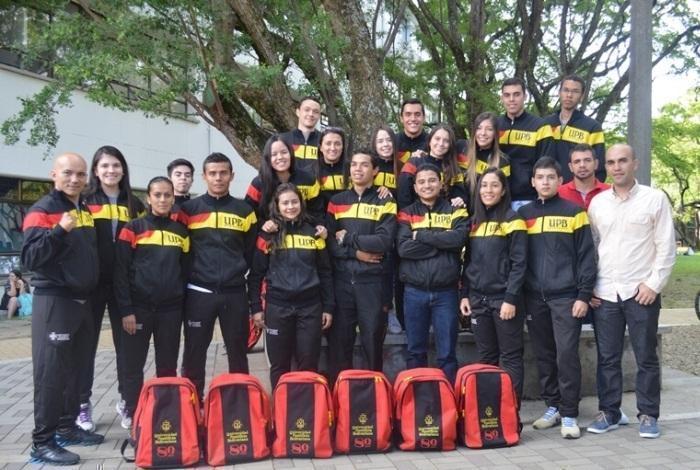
xmin=126 ymin=377 xmax=202 ymax=468
xmin=204 ymin=373 xmax=271 ymax=465
xmin=393 ymin=368 xmax=457 ymax=451
xmin=272 ymin=371 xmax=334 ymax=458
xmin=454 ymin=364 xmax=520 ymax=448
xmin=333 ymin=370 xmax=393 ymax=454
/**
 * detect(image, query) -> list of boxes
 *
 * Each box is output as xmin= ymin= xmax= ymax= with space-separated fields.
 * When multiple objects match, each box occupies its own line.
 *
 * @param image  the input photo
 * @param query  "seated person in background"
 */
xmin=2 ymin=270 xmax=31 ymax=319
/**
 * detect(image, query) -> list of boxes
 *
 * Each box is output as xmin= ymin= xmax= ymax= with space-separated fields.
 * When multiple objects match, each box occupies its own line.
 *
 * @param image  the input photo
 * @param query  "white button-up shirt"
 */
xmin=587 ymin=182 xmax=676 ymax=302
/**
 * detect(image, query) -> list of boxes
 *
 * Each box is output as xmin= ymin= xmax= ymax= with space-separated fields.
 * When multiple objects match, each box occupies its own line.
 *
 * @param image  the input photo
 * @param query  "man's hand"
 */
xmin=572 ymin=300 xmax=588 ymax=318
xmin=335 ymin=229 xmax=347 ymax=243
xmin=450 ymin=197 xmax=466 ymax=208
xmin=589 ymin=296 xmax=602 ymax=309
xmin=635 ymin=283 xmax=658 ymax=306
xmin=356 ymin=250 xmax=382 ymax=263
xmin=59 ymin=212 xmax=77 ymax=232
xmin=459 ymin=298 xmax=472 ymax=316
xmin=122 ymin=314 xmax=137 ymax=335
xmin=321 ymin=313 xmax=332 ymax=330
xmin=500 ymin=301 xmax=516 ymax=320
xmin=252 ymin=311 xmax=265 ymax=330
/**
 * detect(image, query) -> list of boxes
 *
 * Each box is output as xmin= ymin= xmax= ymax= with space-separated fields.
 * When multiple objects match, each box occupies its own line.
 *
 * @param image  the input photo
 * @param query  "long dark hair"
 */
xmin=466 ymin=112 xmax=508 ymax=194
xmin=370 ymin=124 xmax=399 ymax=179
xmin=86 ymin=145 xmax=139 ymax=218
xmin=426 ymin=123 xmax=460 ymax=189
xmin=266 ymin=183 xmax=311 ymax=252
xmin=471 ymin=168 xmax=512 ymax=228
xmin=259 ymin=135 xmax=296 ymax=217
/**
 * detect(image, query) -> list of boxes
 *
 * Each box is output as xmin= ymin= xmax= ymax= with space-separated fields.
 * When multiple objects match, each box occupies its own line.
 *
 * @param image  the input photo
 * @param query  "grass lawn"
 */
xmin=662 ymin=253 xmax=700 ymax=308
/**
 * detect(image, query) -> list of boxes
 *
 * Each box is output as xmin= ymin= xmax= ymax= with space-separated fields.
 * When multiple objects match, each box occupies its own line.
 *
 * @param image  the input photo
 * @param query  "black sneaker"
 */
xmin=30 ymin=440 xmax=80 ymax=465
xmin=55 ymin=427 xmax=105 ymax=447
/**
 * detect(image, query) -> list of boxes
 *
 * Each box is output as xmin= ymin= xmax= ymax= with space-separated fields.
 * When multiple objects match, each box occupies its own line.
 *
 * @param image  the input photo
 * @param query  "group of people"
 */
xmin=22 ymin=74 xmax=676 ymax=466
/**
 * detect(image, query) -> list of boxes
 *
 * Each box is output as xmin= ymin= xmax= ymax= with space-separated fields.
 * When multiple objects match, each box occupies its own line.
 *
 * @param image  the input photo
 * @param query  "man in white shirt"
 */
xmin=586 ymin=143 xmax=676 ymax=439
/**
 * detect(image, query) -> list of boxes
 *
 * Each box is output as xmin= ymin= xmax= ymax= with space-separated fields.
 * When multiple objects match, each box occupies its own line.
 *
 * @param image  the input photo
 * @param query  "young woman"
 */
xmin=79 ymin=145 xmax=145 ymax=431
xmin=248 ymin=183 xmax=334 ymax=388
xmin=114 ymin=177 xmax=189 ymax=428
xmin=318 ymin=127 xmax=347 ymax=211
xmin=459 ymin=168 xmax=527 ymax=401
xmin=245 ymin=135 xmax=324 ymax=231
xmin=2 ymin=270 xmax=30 ymax=318
xmin=397 ymin=164 xmax=469 ymax=383
xmin=397 ymin=123 xmax=467 ymax=209
xmin=464 ymin=112 xmax=511 ymax=208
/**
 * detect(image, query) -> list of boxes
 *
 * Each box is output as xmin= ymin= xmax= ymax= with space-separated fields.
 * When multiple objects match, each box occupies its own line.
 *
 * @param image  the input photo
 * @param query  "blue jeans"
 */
xmin=403 ymin=285 xmax=458 ymax=382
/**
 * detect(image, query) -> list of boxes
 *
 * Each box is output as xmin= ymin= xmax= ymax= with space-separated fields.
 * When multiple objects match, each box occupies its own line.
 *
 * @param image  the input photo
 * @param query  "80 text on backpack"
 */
xmin=393 ymin=368 xmax=457 ymax=451
xmin=454 ymin=364 xmax=521 ymax=448
xmin=124 ymin=377 xmax=202 ymax=468
xmin=204 ymin=373 xmax=271 ymax=465
xmin=272 ymin=371 xmax=334 ymax=458
xmin=333 ymin=370 xmax=393 ymax=454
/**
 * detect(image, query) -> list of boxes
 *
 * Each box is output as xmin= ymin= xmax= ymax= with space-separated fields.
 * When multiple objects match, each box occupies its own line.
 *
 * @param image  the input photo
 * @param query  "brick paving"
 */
xmin=1 ymin=313 xmax=700 ymax=469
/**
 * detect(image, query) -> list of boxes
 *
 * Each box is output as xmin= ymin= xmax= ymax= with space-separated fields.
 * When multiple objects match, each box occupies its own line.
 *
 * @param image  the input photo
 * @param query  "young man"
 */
xmin=178 ymin=153 xmax=257 ymax=401
xmin=326 ymin=150 xmax=397 ymax=383
xmin=558 ymin=144 xmax=610 ymax=210
xmin=498 ymin=77 xmax=553 ymax=210
xmin=586 ymin=144 xmax=676 ymax=439
xmin=397 ymin=164 xmax=468 ymax=382
xmin=518 ymin=156 xmax=596 ymax=439
xmin=545 ymin=75 xmax=606 ymax=183
xmin=167 ymin=158 xmax=195 ymax=205
xmin=22 ymin=153 xmax=104 ymax=465
xmin=281 ymin=96 xmax=322 ymax=177
xmin=396 ymin=98 xmax=429 ymax=170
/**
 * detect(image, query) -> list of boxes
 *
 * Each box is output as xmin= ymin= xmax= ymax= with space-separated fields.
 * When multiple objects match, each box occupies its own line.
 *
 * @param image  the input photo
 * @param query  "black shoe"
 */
xmin=55 ymin=427 xmax=105 ymax=447
xmin=30 ymin=440 xmax=80 ymax=465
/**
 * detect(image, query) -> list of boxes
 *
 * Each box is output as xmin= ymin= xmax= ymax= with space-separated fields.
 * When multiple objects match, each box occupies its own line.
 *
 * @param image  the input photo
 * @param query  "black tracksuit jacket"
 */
xmin=517 ymin=195 xmax=596 ymax=302
xmin=114 ymin=213 xmax=190 ymax=314
xmin=397 ymin=154 xmax=468 ymax=208
xmin=21 ymin=189 xmax=99 ymax=298
xmin=396 ymin=198 xmax=469 ymax=290
xmin=281 ymin=128 xmax=321 ymax=177
xmin=461 ymin=208 xmax=527 ymax=304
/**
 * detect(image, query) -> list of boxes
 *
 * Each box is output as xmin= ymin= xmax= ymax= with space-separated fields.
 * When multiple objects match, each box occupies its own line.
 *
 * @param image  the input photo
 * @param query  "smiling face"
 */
xmin=414 ymin=168 xmax=441 ymax=204
xmin=479 ymin=172 xmax=505 ymax=208
xmin=374 ymin=129 xmax=394 ymax=160
xmin=270 ymin=140 xmax=292 ymax=173
xmin=277 ymin=190 xmax=301 ymax=221
xmin=147 ymin=181 xmax=175 ymax=217
xmin=94 ymin=154 xmax=123 ymax=190
xmin=350 ymin=153 xmax=378 ymax=188
xmin=475 ymin=119 xmax=496 ymax=149
xmin=320 ymin=132 xmax=343 ymax=164
xmin=296 ymin=99 xmax=321 ymax=132
xmin=429 ymin=129 xmax=451 ymax=159
xmin=400 ymin=103 xmax=425 ymax=138
xmin=52 ymin=153 xmax=88 ymax=203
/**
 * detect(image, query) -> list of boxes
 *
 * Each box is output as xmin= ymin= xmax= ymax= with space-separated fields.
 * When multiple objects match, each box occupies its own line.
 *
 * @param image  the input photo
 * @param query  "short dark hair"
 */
xmin=569 ymin=143 xmax=594 ymax=159
xmin=147 ymin=176 xmax=174 ymax=194
xmin=297 ymin=95 xmax=321 ymax=108
xmin=167 ymin=158 xmax=194 ymax=177
xmin=202 ymin=152 xmax=232 ymax=172
xmin=533 ymin=156 xmax=562 ymax=177
xmin=501 ymin=77 xmax=526 ymax=93
xmin=415 ymin=163 xmax=442 ymax=179
xmin=560 ymin=74 xmax=586 ymax=93
xmin=350 ymin=148 xmax=379 ymax=168
xmin=400 ymin=98 xmax=425 ymax=115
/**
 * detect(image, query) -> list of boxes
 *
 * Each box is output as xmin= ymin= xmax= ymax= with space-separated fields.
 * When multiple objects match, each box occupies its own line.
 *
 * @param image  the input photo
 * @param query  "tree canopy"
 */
xmin=2 ymin=0 xmax=699 ymax=167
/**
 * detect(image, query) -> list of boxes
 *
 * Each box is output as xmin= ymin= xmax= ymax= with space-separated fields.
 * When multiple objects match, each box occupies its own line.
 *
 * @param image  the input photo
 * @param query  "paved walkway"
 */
xmin=0 ymin=309 xmax=699 ymax=469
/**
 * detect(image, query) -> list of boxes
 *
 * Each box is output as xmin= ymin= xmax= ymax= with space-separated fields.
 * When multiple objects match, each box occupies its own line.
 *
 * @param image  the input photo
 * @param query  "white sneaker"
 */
xmin=115 ymin=399 xmax=131 ymax=429
xmin=561 ymin=417 xmax=581 ymax=439
xmin=387 ymin=312 xmax=402 ymax=334
xmin=75 ymin=402 xmax=94 ymax=431
xmin=533 ymin=406 xmax=560 ymax=429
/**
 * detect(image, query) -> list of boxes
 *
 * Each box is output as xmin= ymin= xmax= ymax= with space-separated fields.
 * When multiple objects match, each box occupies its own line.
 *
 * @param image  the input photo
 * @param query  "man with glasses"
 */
xmin=545 ymin=75 xmax=606 ymax=183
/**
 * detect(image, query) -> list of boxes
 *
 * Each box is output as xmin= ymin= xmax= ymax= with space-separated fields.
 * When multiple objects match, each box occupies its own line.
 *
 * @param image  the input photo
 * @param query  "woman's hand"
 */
xmin=315 ymin=225 xmax=328 ymax=240
xmin=499 ymin=302 xmax=516 ymax=320
xmin=253 ymin=311 xmax=265 ymax=330
xmin=450 ymin=197 xmax=466 ymax=208
xmin=262 ymin=220 xmax=279 ymax=233
xmin=321 ymin=313 xmax=333 ymax=330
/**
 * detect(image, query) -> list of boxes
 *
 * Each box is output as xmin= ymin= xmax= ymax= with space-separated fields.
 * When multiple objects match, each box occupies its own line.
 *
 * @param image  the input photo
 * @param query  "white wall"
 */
xmin=0 ymin=65 xmax=257 ymax=197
